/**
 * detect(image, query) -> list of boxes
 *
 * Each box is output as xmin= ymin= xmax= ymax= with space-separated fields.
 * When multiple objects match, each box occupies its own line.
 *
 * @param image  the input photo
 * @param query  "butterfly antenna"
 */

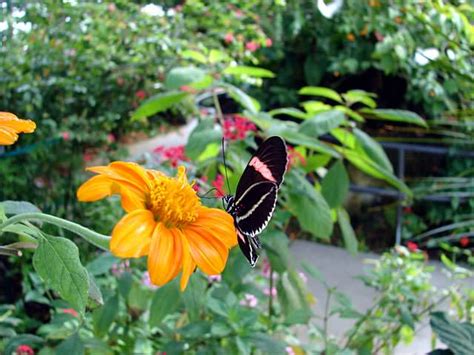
xmin=198 ymin=188 xmax=217 ymax=199
xmin=221 ymin=137 xmax=232 ymax=195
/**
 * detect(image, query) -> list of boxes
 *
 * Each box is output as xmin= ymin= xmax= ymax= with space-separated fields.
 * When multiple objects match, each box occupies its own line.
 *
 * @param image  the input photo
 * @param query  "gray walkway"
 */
xmin=126 ymin=122 xmax=471 ymax=354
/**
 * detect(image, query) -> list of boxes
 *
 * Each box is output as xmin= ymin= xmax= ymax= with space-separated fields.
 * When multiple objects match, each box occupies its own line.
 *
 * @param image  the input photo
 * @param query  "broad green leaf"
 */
xmin=353 ymin=128 xmax=393 ymax=173
xmin=32 ymin=235 xmax=89 ymax=314
xmin=301 ymin=101 xmax=332 ymax=114
xmin=361 ymin=108 xmax=428 ymax=127
xmin=334 ymin=105 xmax=365 ymax=122
xmin=285 ymin=170 xmax=333 ymax=240
xmin=208 ymin=49 xmax=229 ymax=63
xmin=430 ymin=312 xmax=474 ymax=355
xmin=197 ymin=142 xmax=220 ymax=162
xmin=56 ymin=333 xmax=84 ymax=355
xmin=182 ymin=274 xmax=207 ymax=322
xmin=223 ymin=65 xmax=275 ymax=78
xmin=337 ymin=208 xmax=358 ymax=255
xmin=331 ymin=128 xmax=356 ymax=149
xmin=87 ymin=272 xmax=104 ymax=308
xmin=185 ymin=120 xmax=222 ymax=160
xmin=149 ymin=279 xmax=181 ymax=326
xmin=117 ymin=272 xmax=133 ymax=299
xmin=164 ymin=66 xmax=206 ymax=90
xmin=222 ymin=83 xmax=261 ymax=113
xmin=131 ymin=91 xmax=189 ymax=120
xmin=181 ymin=49 xmax=207 ymax=64
xmin=299 ymin=86 xmax=343 ymax=103
xmin=262 ymin=230 xmax=290 ymax=273
xmin=0 ymin=201 xmax=41 ymax=215
xmin=246 ymin=333 xmax=287 ymax=353
xmin=342 ymin=90 xmax=377 ymax=108
xmin=321 ymin=160 xmax=349 ymax=208
xmin=299 ymin=110 xmax=346 ymax=137
xmin=277 ymin=270 xmax=312 ymax=324
xmin=178 ymin=321 xmax=211 ymax=339
xmin=269 ymin=107 xmax=309 ymax=120
xmin=92 ymin=294 xmax=119 ymax=337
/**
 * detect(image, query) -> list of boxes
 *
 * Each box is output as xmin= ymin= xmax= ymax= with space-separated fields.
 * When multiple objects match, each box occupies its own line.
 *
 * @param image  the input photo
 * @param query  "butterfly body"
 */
xmin=224 ymin=136 xmax=288 ymax=267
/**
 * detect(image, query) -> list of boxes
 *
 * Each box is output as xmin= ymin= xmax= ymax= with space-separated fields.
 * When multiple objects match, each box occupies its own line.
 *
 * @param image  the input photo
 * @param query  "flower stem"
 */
xmin=0 ymin=213 xmax=110 ymax=250
xmin=268 ymin=267 xmax=274 ymax=329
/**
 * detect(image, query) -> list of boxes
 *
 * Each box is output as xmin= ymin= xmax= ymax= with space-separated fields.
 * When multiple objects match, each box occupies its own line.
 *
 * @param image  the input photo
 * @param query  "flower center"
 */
xmin=148 ymin=167 xmax=200 ymax=228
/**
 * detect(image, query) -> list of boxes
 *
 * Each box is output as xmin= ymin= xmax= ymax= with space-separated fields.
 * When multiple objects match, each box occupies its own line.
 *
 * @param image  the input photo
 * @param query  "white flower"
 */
xmin=414 ymin=48 xmax=440 ymax=66
xmin=141 ymin=4 xmax=164 ymax=17
xmin=317 ymin=0 xmax=344 ymax=19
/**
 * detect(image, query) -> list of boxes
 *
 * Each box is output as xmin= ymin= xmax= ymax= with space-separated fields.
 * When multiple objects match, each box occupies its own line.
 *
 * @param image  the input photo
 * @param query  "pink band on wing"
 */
xmin=249 ymin=157 xmax=276 ymax=182
xmin=237 ymin=230 xmax=246 ymax=243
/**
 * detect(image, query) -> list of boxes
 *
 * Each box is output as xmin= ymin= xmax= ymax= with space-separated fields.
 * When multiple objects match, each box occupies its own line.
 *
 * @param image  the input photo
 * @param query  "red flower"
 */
xmin=288 ymin=146 xmax=306 ymax=169
xmin=265 ymin=38 xmax=273 ymax=47
xmin=192 ymin=176 xmax=208 ymax=193
xmin=224 ymin=33 xmax=234 ymax=44
xmin=245 ymin=41 xmax=259 ymax=52
xmin=403 ymin=206 xmax=412 ymax=214
xmin=107 ymin=133 xmax=116 ymax=143
xmin=135 ymin=90 xmax=147 ymax=100
xmin=460 ymin=237 xmax=469 ymax=247
xmin=154 ymin=145 xmax=188 ymax=168
xmin=62 ymin=308 xmax=79 ymax=317
xmin=223 ymin=114 xmax=257 ymax=141
xmin=212 ymin=174 xmax=225 ymax=197
xmin=83 ymin=152 xmax=94 ymax=162
xmin=406 ymin=241 xmax=418 ymax=252
xmin=61 ymin=131 xmax=71 ymax=141
xmin=16 ymin=345 xmax=34 ymax=355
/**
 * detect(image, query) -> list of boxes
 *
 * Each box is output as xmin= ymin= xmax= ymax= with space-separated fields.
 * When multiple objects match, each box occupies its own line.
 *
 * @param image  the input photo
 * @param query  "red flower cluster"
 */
xmin=406 ymin=241 xmax=418 ymax=252
xmin=154 ymin=145 xmax=188 ymax=167
xmin=223 ymin=114 xmax=257 ymax=141
xmin=16 ymin=345 xmax=34 ymax=355
xmin=212 ymin=174 xmax=225 ymax=197
xmin=135 ymin=90 xmax=147 ymax=100
xmin=460 ymin=237 xmax=469 ymax=247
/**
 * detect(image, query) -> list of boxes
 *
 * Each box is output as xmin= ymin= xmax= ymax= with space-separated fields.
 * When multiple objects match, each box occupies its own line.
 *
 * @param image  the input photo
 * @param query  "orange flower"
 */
xmin=77 ymin=162 xmax=237 ymax=290
xmin=0 ymin=112 xmax=36 ymax=145
xmin=346 ymin=33 xmax=356 ymax=42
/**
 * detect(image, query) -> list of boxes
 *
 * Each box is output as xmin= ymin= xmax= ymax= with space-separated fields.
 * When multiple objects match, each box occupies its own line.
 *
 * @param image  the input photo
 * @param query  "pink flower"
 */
xmin=62 ymin=308 xmax=79 ymax=317
xmin=107 ymin=133 xmax=116 ymax=143
xmin=374 ymin=31 xmax=384 ymax=42
xmin=263 ymin=287 xmax=277 ymax=297
xmin=261 ymin=258 xmax=271 ymax=278
xmin=245 ymin=41 xmax=259 ymax=52
xmin=135 ymin=90 xmax=147 ymax=100
xmin=154 ymin=145 xmax=188 ymax=168
xmin=61 ymin=131 xmax=71 ymax=141
xmin=265 ymin=38 xmax=273 ymax=47
xmin=142 ymin=272 xmax=158 ymax=289
xmin=83 ymin=152 xmax=94 ymax=162
xmin=208 ymin=274 xmax=222 ymax=282
xmin=234 ymin=9 xmax=244 ymax=18
xmin=107 ymin=3 xmax=116 ymax=12
xmin=460 ymin=237 xmax=469 ymax=247
xmin=224 ymin=33 xmax=234 ymax=44
xmin=286 ymin=346 xmax=296 ymax=355
xmin=240 ymin=293 xmax=258 ymax=308
xmin=180 ymin=85 xmax=197 ymax=94
xmin=406 ymin=241 xmax=418 ymax=252
xmin=16 ymin=345 xmax=34 ymax=355
xmin=111 ymin=260 xmax=130 ymax=276
xmin=223 ymin=114 xmax=257 ymax=141
xmin=192 ymin=176 xmax=208 ymax=193
xmin=212 ymin=174 xmax=225 ymax=197
xmin=298 ymin=271 xmax=308 ymax=284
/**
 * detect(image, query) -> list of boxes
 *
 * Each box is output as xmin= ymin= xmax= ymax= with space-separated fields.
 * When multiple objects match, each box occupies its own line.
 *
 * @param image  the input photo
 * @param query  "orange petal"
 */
xmin=77 ymin=175 xmax=114 ymax=201
xmin=148 ymin=223 xmax=183 ymax=286
xmin=0 ymin=112 xmax=18 ymax=120
xmin=193 ymin=207 xmax=237 ymax=248
xmin=0 ymin=127 xmax=18 ymax=145
xmin=120 ymin=187 xmax=146 ymax=212
xmin=178 ymin=230 xmax=196 ymax=291
xmin=184 ymin=226 xmax=229 ymax=275
xmin=110 ymin=210 xmax=155 ymax=258
xmin=0 ymin=119 xmax=36 ymax=133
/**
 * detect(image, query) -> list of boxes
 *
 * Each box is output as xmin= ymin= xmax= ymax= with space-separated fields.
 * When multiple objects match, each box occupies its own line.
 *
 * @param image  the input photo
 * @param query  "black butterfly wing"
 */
xmin=235 ymin=136 xmax=288 ymax=198
xmin=237 ymin=229 xmax=261 ymax=267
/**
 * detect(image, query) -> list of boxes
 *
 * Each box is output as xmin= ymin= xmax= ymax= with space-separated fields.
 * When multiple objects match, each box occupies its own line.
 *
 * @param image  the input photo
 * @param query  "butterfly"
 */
xmin=223 ymin=136 xmax=288 ymax=267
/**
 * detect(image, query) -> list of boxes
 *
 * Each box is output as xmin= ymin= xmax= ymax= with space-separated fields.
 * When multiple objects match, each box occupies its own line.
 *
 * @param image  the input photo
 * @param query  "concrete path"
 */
xmin=126 ymin=122 xmax=471 ymax=354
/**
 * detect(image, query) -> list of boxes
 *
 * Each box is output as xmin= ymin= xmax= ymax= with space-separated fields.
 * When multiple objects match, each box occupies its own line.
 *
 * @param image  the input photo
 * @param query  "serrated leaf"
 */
xmin=164 ymin=66 xmax=206 ymax=90
xmin=149 ymin=279 xmax=181 ymax=326
xmin=299 ymin=110 xmax=346 ymax=137
xmin=299 ymin=86 xmax=343 ymax=103
xmin=132 ymin=91 xmax=188 ymax=120
xmin=321 ymin=160 xmax=349 ymax=208
xmin=32 ymin=235 xmax=89 ymax=314
xmin=337 ymin=208 xmax=358 ymax=255
xmin=361 ymin=108 xmax=428 ymax=127
xmin=223 ymin=66 xmax=275 ymax=78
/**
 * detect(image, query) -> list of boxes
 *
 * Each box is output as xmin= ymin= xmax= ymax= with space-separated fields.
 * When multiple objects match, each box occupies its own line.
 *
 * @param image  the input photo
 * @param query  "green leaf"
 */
xmin=178 ymin=321 xmax=211 ymax=339
xmin=299 ymin=86 xmax=343 ymax=103
xmin=0 ymin=201 xmax=41 ymax=215
xmin=56 ymin=333 xmax=84 ymax=355
xmin=182 ymin=274 xmax=207 ymax=322
xmin=223 ymin=66 xmax=275 ymax=78
xmin=331 ymin=128 xmax=356 ymax=149
xmin=299 ymin=110 xmax=346 ymax=137
xmin=269 ymin=107 xmax=309 ymax=120
xmin=181 ymin=49 xmax=207 ymax=64
xmin=92 ymin=294 xmax=119 ymax=337
xmin=285 ymin=170 xmax=333 ymax=240
xmin=86 ymin=253 xmax=118 ymax=276
xmin=262 ymin=230 xmax=290 ymax=273
xmin=246 ymin=333 xmax=287 ymax=353
xmin=208 ymin=49 xmax=229 ymax=63
xmin=117 ymin=272 xmax=133 ymax=299
xmin=185 ymin=119 xmax=222 ymax=160
xmin=197 ymin=142 xmax=220 ymax=162
xmin=32 ymin=235 xmax=89 ymax=314
xmin=87 ymin=272 xmax=104 ymax=308
xmin=149 ymin=279 xmax=181 ymax=326
xmin=222 ymin=83 xmax=261 ymax=113
xmin=164 ymin=66 xmax=206 ymax=90
xmin=321 ymin=160 xmax=349 ymax=208
xmin=361 ymin=108 xmax=428 ymax=127
xmin=430 ymin=312 xmax=474 ymax=355
xmin=353 ymin=128 xmax=393 ymax=173
xmin=301 ymin=101 xmax=332 ymax=114
xmin=342 ymin=90 xmax=377 ymax=108
xmin=277 ymin=270 xmax=312 ymax=324
xmin=337 ymin=208 xmax=358 ymax=255
xmin=4 ymin=334 xmax=44 ymax=355
xmin=131 ymin=91 xmax=189 ymax=120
